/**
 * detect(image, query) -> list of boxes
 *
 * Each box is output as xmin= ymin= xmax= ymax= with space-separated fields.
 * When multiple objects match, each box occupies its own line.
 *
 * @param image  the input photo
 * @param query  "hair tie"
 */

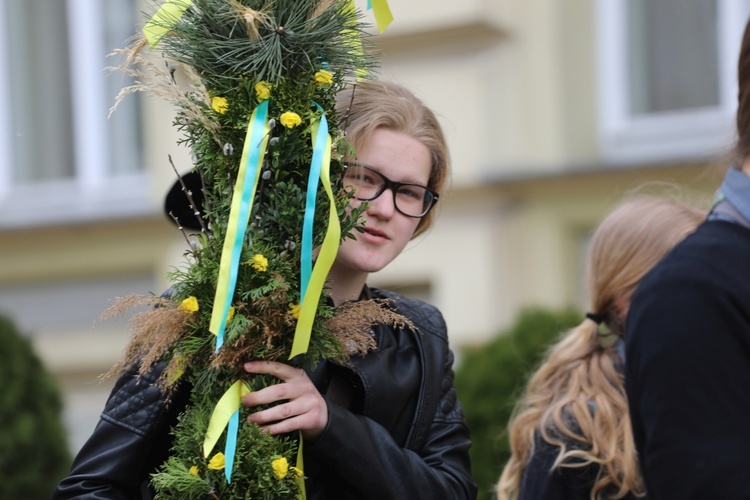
xmin=586 ymin=312 xmax=606 ymax=325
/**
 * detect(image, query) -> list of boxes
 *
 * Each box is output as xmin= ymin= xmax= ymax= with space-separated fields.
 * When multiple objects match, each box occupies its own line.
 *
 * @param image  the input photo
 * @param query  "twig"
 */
xmin=338 ymin=82 xmax=357 ymax=134
xmin=169 ymin=154 xmax=209 ymax=234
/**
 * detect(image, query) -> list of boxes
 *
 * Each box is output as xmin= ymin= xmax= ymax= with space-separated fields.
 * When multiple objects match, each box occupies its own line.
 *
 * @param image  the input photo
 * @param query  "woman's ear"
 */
xmin=615 ymin=290 xmax=633 ymax=318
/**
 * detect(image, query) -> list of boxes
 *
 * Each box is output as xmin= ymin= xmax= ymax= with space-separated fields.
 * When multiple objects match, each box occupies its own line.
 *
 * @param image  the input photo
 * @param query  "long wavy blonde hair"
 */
xmin=497 ymin=197 xmax=705 ymax=500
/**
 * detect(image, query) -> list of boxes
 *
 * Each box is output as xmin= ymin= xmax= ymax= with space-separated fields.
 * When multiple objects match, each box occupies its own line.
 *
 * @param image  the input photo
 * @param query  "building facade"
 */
xmin=0 ymin=0 xmax=745 ymax=453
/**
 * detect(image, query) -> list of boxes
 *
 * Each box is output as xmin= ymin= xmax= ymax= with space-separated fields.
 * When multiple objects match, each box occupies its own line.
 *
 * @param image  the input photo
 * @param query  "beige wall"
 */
xmin=0 ymin=0 xmax=730 ymax=453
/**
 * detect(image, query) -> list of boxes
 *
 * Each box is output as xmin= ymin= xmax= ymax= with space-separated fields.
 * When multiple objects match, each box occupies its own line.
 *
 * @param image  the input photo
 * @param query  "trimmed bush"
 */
xmin=455 ymin=307 xmax=582 ymax=500
xmin=0 ymin=315 xmax=72 ymax=499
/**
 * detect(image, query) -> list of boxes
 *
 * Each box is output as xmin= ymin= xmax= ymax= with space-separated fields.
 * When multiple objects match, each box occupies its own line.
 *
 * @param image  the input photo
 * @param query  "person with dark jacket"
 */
xmin=624 ymin=17 xmax=750 ymax=499
xmin=54 ymin=81 xmax=477 ymax=499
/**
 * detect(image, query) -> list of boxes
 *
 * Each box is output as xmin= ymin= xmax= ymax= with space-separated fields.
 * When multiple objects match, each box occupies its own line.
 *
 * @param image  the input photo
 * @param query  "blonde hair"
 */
xmin=335 ymin=80 xmax=449 ymax=237
xmin=497 ymin=197 xmax=705 ymax=500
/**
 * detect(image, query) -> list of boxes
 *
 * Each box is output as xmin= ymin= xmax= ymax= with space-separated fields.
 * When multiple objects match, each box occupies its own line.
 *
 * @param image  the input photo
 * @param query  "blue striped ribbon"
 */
xmin=300 ymin=104 xmax=328 ymax=301
xmin=209 ymin=99 xmax=270 ymax=351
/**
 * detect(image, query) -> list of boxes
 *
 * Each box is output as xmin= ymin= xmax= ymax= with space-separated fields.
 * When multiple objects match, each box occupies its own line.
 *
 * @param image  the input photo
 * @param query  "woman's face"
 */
xmin=331 ymin=127 xmax=432 ymax=281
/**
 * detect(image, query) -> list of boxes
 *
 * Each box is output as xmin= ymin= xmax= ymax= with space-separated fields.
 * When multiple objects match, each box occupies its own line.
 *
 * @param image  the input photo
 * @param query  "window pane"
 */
xmin=104 ymin=1 xmax=142 ymax=176
xmin=627 ymin=0 xmax=719 ymax=115
xmin=6 ymin=0 xmax=76 ymax=184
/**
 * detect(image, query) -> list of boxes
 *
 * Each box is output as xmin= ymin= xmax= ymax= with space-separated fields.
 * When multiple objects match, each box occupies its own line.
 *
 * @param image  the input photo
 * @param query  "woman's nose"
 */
xmin=365 ymin=188 xmax=396 ymax=219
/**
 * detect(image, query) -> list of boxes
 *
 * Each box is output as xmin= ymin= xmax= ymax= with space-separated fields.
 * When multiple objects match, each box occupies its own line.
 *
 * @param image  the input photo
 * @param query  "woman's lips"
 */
xmin=360 ymin=227 xmax=388 ymax=243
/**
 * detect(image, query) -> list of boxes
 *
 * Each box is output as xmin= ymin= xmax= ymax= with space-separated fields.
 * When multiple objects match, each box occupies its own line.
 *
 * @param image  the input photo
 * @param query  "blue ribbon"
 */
xmin=224 ymin=409 xmax=240 ymax=482
xmin=300 ymin=104 xmax=328 ymax=301
xmin=212 ymin=99 xmax=269 ymax=351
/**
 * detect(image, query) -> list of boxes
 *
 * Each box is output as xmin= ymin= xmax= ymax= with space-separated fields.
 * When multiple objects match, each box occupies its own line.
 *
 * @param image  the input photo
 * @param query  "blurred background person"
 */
xmin=498 ymin=197 xmax=704 ymax=500
xmin=625 ymin=15 xmax=750 ymax=499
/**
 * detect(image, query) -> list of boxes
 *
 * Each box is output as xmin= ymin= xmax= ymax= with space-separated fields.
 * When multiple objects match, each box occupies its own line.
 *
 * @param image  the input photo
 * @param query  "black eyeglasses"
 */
xmin=341 ymin=162 xmax=439 ymax=218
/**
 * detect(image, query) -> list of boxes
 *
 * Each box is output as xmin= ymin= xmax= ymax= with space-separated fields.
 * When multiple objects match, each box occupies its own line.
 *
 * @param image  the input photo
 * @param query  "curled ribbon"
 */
xmin=209 ymin=100 xmax=270 ymax=351
xmin=368 ymin=0 xmax=394 ymax=33
xmin=290 ymin=111 xmax=339 ymax=359
xmin=343 ymin=1 xmax=368 ymax=80
xmin=300 ymin=104 xmax=328 ymax=304
xmin=203 ymin=380 xmax=252 ymax=483
xmin=143 ymin=0 xmax=194 ymax=48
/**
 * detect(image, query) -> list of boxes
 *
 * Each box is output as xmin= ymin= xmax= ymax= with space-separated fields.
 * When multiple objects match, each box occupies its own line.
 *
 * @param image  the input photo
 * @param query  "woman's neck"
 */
xmin=327 ymin=270 xmax=368 ymax=306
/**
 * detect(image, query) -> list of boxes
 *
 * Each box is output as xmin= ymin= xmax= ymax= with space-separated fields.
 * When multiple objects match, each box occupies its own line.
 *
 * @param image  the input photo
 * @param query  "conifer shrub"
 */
xmin=455 ymin=307 xmax=581 ymax=500
xmin=0 ymin=315 xmax=72 ymax=499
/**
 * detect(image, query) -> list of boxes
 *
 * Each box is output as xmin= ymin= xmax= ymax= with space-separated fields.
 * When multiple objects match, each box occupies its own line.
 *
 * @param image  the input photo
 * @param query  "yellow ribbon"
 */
xmin=296 ymin=436 xmax=306 ymax=499
xmin=143 ymin=0 xmax=194 ymax=48
xmin=209 ymin=102 xmax=271 ymax=349
xmin=342 ymin=0 xmax=368 ymax=80
xmin=370 ymin=0 xmax=394 ymax=34
xmin=289 ymin=124 xmax=339 ymax=359
xmin=203 ymin=380 xmax=252 ymax=458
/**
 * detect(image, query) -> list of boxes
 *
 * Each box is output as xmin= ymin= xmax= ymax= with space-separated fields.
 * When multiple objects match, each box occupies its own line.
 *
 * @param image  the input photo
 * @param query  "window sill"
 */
xmin=598 ymin=108 xmax=736 ymax=166
xmin=0 ymin=173 xmax=157 ymax=229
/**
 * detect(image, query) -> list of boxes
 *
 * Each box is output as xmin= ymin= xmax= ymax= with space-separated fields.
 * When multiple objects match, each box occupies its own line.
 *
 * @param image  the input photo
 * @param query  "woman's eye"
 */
xmin=398 ymin=187 xmax=421 ymax=200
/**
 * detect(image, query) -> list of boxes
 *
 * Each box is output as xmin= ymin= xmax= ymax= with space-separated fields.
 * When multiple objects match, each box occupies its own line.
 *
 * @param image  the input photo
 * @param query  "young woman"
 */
xmin=625 ymin=17 xmax=750 ymax=499
xmin=497 ymin=197 xmax=704 ymax=500
xmin=54 ymin=81 xmax=477 ymax=499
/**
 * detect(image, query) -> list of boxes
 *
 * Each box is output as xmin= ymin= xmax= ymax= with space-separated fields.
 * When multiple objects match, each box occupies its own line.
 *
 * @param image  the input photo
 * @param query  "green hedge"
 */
xmin=455 ymin=307 xmax=582 ymax=500
xmin=0 ymin=315 xmax=72 ymax=499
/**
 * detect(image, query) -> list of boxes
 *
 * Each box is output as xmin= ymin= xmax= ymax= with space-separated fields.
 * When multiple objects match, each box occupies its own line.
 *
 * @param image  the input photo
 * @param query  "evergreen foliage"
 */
xmin=0 ymin=315 xmax=72 ymax=499
xmin=455 ymin=307 xmax=581 ymax=500
xmin=108 ymin=0 xmax=386 ymax=496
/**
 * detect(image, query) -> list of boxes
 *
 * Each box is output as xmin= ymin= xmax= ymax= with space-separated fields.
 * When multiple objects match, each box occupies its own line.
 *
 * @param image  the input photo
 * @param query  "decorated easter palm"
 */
xmin=106 ymin=0 xmax=400 ymax=497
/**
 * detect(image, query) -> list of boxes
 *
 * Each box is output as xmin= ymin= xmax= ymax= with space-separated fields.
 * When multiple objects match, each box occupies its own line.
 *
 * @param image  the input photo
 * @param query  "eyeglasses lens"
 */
xmin=342 ymin=164 xmax=433 ymax=218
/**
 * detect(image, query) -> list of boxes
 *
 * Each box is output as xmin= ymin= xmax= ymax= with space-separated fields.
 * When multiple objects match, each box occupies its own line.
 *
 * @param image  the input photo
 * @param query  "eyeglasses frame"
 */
xmin=341 ymin=162 xmax=440 ymax=218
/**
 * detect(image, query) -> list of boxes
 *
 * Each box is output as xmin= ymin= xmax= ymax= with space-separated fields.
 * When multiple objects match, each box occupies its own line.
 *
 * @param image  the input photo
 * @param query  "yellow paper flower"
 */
xmin=314 ymin=70 xmax=333 ymax=85
xmin=272 ymin=457 xmax=289 ymax=479
xmin=280 ymin=111 xmax=302 ymax=128
xmin=178 ymin=296 xmax=199 ymax=313
xmin=227 ymin=306 xmax=236 ymax=323
xmin=208 ymin=452 xmax=226 ymax=471
xmin=249 ymin=254 xmax=268 ymax=272
xmin=189 ymin=465 xmax=199 ymax=476
xmin=255 ymin=81 xmax=271 ymax=100
xmin=288 ymin=303 xmax=300 ymax=319
xmin=211 ymin=96 xmax=229 ymax=114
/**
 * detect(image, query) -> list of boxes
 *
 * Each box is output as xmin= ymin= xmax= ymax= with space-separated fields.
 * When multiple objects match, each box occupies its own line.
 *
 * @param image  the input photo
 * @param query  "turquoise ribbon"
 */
xmin=212 ymin=99 xmax=270 ymax=351
xmin=300 ymin=104 xmax=328 ymax=301
xmin=225 ymin=409 xmax=240 ymax=482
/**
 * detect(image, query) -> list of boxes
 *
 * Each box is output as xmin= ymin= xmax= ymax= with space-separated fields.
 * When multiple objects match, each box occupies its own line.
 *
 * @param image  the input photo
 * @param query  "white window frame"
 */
xmin=595 ymin=0 xmax=750 ymax=165
xmin=0 ymin=0 xmax=152 ymax=229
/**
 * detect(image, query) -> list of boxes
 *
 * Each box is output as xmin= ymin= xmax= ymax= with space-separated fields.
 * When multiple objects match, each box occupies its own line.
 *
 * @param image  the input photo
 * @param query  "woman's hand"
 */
xmin=241 ymin=361 xmax=328 ymax=440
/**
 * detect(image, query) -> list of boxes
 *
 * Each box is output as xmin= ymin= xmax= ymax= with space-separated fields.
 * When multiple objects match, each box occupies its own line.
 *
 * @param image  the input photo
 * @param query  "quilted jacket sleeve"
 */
xmin=53 ymin=363 xmax=188 ymax=499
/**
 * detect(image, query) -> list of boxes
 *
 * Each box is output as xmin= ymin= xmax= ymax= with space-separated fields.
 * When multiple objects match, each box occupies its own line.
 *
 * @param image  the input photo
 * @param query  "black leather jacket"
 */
xmin=54 ymin=288 xmax=477 ymax=499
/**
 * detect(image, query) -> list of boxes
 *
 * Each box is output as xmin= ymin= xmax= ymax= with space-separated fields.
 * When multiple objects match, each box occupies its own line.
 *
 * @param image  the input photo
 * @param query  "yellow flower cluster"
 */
xmin=179 ymin=296 xmax=199 ymax=313
xmin=208 ymin=452 xmax=226 ymax=471
xmin=272 ymin=457 xmax=289 ymax=479
xmin=314 ymin=70 xmax=333 ymax=85
xmin=249 ymin=254 xmax=268 ymax=272
xmin=255 ymin=81 xmax=271 ymax=101
xmin=288 ymin=303 xmax=300 ymax=319
xmin=211 ymin=96 xmax=229 ymax=114
xmin=280 ymin=111 xmax=302 ymax=128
